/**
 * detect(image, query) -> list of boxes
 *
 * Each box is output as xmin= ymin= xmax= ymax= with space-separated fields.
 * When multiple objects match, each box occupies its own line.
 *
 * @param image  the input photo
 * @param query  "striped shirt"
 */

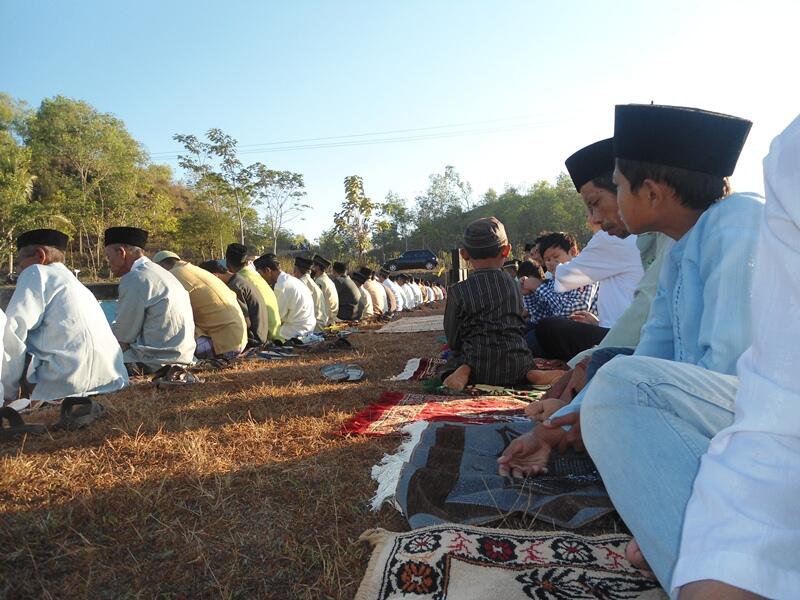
xmin=443 ymin=268 xmax=535 ymax=385
xmin=523 ymin=278 xmax=598 ymax=325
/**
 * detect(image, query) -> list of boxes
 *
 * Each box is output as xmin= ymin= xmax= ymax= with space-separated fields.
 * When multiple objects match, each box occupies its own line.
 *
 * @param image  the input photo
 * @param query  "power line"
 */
xmin=149 ymin=114 xmax=571 ymax=162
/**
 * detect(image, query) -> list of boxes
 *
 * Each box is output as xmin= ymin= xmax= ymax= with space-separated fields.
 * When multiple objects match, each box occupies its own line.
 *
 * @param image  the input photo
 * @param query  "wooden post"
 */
xmin=447 ymin=248 xmax=468 ymax=286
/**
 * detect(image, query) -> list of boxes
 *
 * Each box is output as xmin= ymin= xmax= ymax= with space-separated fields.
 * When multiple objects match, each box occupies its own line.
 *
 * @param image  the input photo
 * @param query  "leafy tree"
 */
xmin=371 ymin=191 xmax=414 ymax=258
xmin=316 ymin=226 xmax=347 ymax=260
xmin=173 ymin=128 xmax=261 ymax=245
xmin=252 ymin=166 xmax=309 ymax=253
xmin=26 ymin=95 xmax=146 ymax=274
xmin=333 ymin=175 xmax=378 ymax=257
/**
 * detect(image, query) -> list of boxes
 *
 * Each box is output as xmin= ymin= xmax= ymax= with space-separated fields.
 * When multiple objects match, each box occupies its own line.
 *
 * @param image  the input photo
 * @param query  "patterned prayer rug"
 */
xmin=533 ymin=357 xmax=569 ymax=371
xmin=388 ymin=357 xmax=448 ymax=381
xmin=393 ymin=421 xmax=613 ymax=529
xmin=375 ymin=315 xmax=445 ymax=334
xmin=355 ymin=524 xmax=666 ymax=599
xmin=338 ymin=392 xmax=530 ymax=436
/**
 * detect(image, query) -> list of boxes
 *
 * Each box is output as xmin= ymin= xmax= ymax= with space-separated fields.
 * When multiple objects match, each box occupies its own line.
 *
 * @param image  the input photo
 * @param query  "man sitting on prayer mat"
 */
xmin=530 ymin=139 xmax=645 ymax=361
xmin=2 ymin=229 xmax=128 ymax=402
xmin=499 ymin=104 xmax=762 ymax=591
xmin=440 ymin=217 xmax=540 ymax=391
xmin=154 ymin=251 xmax=247 ymax=360
xmin=350 ymin=270 xmax=374 ymax=318
xmin=396 ymin=274 xmax=417 ymax=310
xmin=198 ymin=259 xmax=269 ymax=348
xmin=359 ymin=267 xmax=387 ymax=316
xmin=310 ymin=254 xmax=339 ymax=326
xmin=294 ymin=256 xmax=329 ymax=332
xmin=331 ymin=261 xmax=363 ymax=321
xmin=254 ymin=253 xmax=316 ymax=340
xmin=376 ymin=269 xmax=399 ymax=314
xmin=225 ymin=243 xmax=282 ymax=342
xmin=104 ymin=227 xmax=196 ymax=373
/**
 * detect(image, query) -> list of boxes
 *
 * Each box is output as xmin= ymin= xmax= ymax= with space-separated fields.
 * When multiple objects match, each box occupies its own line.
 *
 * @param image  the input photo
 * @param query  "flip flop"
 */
xmin=152 ymin=365 xmax=203 ymax=387
xmin=52 ymin=397 xmax=106 ymax=431
xmin=321 ymin=364 xmax=350 ymax=382
xmin=344 ymin=364 xmax=364 ymax=382
xmin=0 ymin=407 xmax=46 ymax=439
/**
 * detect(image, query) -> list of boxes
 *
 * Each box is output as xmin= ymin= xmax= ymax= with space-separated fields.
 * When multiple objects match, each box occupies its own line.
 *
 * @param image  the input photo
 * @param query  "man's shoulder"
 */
xmin=702 ymin=192 xmax=765 ymax=230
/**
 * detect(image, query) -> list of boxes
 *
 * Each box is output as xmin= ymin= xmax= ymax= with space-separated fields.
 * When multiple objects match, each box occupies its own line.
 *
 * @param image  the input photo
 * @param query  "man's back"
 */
xmin=238 ymin=265 xmax=283 ymax=342
xmin=275 ymin=272 xmax=317 ymax=339
xmin=3 ymin=262 xmax=128 ymax=400
xmin=114 ymin=257 xmax=196 ymax=367
xmin=229 ymin=272 xmax=270 ymax=345
xmin=171 ymin=261 xmax=247 ymax=355
xmin=333 ymin=275 xmax=361 ymax=320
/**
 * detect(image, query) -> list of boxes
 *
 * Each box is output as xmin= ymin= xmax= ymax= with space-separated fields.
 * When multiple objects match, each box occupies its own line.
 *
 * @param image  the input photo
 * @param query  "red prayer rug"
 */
xmin=356 ymin=524 xmax=666 ymax=599
xmin=388 ymin=357 xmax=447 ymax=381
xmin=338 ymin=391 xmax=529 ymax=436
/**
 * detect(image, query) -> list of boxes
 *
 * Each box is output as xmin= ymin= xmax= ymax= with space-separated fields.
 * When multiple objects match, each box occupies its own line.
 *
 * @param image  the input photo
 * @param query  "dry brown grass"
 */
xmin=0 ymin=308 xmax=447 ymax=599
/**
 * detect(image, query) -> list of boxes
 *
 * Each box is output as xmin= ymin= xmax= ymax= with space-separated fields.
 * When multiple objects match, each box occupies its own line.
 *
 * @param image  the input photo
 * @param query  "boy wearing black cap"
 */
xmin=500 ymin=104 xmax=764 ymax=589
xmin=2 ymin=229 xmax=128 ymax=401
xmin=441 ymin=217 xmax=538 ymax=391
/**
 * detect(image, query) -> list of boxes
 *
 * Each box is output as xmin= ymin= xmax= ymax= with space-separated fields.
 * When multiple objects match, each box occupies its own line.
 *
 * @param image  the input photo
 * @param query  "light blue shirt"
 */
xmin=553 ymin=192 xmax=765 ymax=420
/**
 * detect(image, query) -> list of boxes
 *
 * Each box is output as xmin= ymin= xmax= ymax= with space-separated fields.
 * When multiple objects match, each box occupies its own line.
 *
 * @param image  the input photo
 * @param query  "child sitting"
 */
xmin=440 ymin=217 xmax=539 ymax=391
xmin=523 ymin=232 xmax=598 ymax=326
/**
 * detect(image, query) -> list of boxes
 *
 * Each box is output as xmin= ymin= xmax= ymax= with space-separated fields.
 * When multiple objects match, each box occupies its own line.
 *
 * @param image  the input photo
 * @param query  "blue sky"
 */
xmin=2 ymin=0 xmax=799 ymax=239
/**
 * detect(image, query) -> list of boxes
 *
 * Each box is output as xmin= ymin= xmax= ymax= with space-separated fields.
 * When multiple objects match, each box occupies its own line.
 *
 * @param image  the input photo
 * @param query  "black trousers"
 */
xmin=531 ymin=317 xmax=609 ymax=362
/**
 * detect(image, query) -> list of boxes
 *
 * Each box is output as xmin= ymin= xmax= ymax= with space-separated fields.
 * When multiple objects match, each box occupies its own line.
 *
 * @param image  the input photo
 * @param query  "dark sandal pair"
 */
xmin=0 ymin=397 xmax=105 ymax=438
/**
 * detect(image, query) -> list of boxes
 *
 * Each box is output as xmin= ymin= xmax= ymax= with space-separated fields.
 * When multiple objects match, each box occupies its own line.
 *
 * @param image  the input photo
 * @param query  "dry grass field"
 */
xmin=1 ymin=309 xmax=450 ymax=599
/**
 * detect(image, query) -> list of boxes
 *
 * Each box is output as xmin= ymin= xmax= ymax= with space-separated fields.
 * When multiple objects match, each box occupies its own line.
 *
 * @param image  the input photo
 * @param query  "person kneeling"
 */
xmin=440 ymin=217 xmax=539 ymax=391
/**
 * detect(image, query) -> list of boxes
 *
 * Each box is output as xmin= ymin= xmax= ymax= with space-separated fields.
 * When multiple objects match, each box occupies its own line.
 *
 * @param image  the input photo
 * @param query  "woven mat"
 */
xmin=338 ymin=392 xmax=529 ymax=436
xmin=388 ymin=357 xmax=447 ymax=381
xmin=356 ymin=524 xmax=666 ymax=599
xmin=375 ymin=315 xmax=444 ymax=334
xmin=394 ymin=421 xmax=613 ymax=529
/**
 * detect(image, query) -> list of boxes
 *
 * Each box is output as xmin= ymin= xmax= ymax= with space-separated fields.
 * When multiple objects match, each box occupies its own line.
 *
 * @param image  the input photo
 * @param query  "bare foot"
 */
xmin=443 ymin=364 xmax=471 ymax=391
xmin=625 ymin=538 xmax=656 ymax=579
xmin=525 ymin=396 xmax=567 ymax=422
xmin=526 ymin=369 xmax=566 ymax=386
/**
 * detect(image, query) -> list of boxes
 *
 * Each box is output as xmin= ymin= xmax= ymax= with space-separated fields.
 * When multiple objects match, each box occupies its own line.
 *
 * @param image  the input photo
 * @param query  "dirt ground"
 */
xmin=0 ymin=308 xmax=452 ymax=599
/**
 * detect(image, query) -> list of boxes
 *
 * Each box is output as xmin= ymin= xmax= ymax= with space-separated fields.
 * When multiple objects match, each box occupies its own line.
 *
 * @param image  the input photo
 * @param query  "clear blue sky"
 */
xmin=2 ymin=0 xmax=798 ymax=240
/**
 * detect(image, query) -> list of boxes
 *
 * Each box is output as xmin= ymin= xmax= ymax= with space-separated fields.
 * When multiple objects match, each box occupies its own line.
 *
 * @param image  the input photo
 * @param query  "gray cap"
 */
xmin=463 ymin=217 xmax=508 ymax=249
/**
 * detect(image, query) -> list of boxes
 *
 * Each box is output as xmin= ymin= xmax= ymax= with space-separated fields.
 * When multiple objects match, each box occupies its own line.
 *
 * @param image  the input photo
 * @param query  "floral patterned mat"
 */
xmin=356 ymin=524 xmax=666 ymax=599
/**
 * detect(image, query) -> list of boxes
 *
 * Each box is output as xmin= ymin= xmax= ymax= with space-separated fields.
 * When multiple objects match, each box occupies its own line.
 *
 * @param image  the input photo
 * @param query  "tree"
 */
xmin=316 ymin=226 xmax=347 ymax=260
xmin=414 ymin=165 xmax=472 ymax=249
xmin=27 ymin=95 xmax=146 ymax=274
xmin=333 ymin=175 xmax=379 ymax=258
xmin=173 ymin=128 xmax=261 ymax=244
xmin=252 ymin=166 xmax=309 ymax=253
xmin=371 ymin=191 xmax=413 ymax=256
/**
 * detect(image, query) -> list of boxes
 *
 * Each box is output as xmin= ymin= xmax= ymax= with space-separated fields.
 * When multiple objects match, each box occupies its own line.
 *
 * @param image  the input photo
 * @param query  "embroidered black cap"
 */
xmin=294 ymin=256 xmax=313 ymax=270
xmin=351 ymin=271 xmax=366 ymax=285
xmin=253 ymin=253 xmax=280 ymax=271
xmin=312 ymin=254 xmax=331 ymax=269
xmin=332 ymin=261 xmax=347 ymax=273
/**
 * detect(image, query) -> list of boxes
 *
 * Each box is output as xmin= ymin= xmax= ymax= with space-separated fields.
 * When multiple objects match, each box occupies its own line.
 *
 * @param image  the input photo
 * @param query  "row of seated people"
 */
xmin=442 ymin=102 xmax=796 ymax=599
xmin=0 ymin=230 xmax=444 ymax=403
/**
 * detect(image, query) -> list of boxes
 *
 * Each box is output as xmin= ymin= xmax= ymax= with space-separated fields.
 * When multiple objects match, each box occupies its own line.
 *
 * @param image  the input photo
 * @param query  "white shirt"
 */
xmin=672 ymin=113 xmax=800 ymax=599
xmin=358 ymin=286 xmax=374 ymax=317
xmin=400 ymin=283 xmax=416 ymax=309
xmin=0 ymin=309 xmax=7 ymax=400
xmin=274 ymin=271 xmax=316 ymax=340
xmin=300 ymin=272 xmax=329 ymax=331
xmin=384 ymin=278 xmax=404 ymax=311
xmin=555 ymin=230 xmax=643 ymax=328
xmin=2 ymin=263 xmax=128 ymax=401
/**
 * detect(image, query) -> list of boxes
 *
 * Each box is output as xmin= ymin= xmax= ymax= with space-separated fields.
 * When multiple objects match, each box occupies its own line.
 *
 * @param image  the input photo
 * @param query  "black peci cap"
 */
xmin=565 ymin=138 xmax=614 ymax=191
xmin=104 ymin=227 xmax=148 ymax=248
xmin=613 ymin=104 xmax=752 ymax=177
xmin=17 ymin=228 xmax=69 ymax=251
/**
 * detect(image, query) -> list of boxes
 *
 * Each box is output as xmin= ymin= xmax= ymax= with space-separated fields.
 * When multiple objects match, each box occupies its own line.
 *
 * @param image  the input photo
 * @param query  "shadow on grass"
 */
xmin=0 ymin=438 xmax=407 ymax=600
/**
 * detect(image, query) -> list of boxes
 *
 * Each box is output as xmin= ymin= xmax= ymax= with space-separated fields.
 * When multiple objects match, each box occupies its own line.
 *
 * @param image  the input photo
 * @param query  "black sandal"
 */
xmin=52 ymin=397 xmax=106 ymax=431
xmin=0 ymin=407 xmax=46 ymax=439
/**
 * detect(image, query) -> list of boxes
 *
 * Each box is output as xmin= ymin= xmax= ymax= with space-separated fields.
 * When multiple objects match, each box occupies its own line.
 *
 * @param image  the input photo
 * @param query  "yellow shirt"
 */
xmin=170 ymin=261 xmax=247 ymax=354
xmin=237 ymin=265 xmax=283 ymax=342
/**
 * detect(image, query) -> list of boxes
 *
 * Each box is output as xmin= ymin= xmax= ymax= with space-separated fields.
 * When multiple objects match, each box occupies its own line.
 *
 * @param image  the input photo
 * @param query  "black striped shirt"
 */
xmin=443 ymin=268 xmax=534 ymax=385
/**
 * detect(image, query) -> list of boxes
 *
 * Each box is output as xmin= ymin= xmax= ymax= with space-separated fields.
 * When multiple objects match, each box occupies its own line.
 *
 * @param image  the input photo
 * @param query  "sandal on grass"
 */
xmin=52 ymin=397 xmax=106 ymax=431
xmin=152 ymin=365 xmax=203 ymax=387
xmin=0 ymin=406 xmax=46 ymax=439
xmin=320 ymin=363 xmax=365 ymax=383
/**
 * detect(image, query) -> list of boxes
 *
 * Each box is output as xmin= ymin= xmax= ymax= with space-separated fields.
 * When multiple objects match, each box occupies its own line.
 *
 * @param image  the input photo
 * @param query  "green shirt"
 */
xmin=238 ymin=266 xmax=283 ymax=342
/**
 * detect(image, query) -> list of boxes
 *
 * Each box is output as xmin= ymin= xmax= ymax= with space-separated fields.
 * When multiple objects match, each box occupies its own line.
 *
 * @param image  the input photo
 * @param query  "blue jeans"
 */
xmin=580 ymin=355 xmax=738 ymax=591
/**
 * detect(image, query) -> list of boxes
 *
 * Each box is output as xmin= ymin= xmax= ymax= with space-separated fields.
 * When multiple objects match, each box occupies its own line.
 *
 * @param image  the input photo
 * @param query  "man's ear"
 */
xmin=640 ymin=179 xmax=663 ymax=209
xmin=459 ymin=248 xmax=470 ymax=261
xmin=501 ymin=244 xmax=512 ymax=258
xmin=35 ymin=247 xmax=48 ymax=265
xmin=569 ymin=246 xmax=578 ymax=258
